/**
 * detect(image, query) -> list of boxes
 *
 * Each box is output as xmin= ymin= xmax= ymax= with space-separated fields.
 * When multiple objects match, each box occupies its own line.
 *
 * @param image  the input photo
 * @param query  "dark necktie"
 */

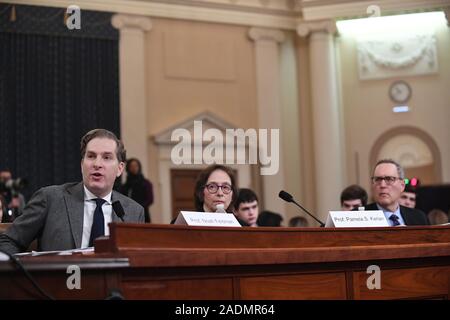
xmin=89 ymin=198 xmax=107 ymax=247
xmin=389 ymin=214 xmax=401 ymax=226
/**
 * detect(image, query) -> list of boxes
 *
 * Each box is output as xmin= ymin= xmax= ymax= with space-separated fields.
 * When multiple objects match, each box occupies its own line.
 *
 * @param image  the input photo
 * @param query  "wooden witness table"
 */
xmin=0 ymin=223 xmax=450 ymax=300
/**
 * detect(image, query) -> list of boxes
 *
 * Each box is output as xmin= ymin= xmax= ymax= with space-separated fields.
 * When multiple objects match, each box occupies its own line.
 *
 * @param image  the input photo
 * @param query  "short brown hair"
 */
xmin=80 ymin=129 xmax=126 ymax=163
xmin=194 ymin=164 xmax=238 ymax=212
xmin=340 ymin=184 xmax=368 ymax=206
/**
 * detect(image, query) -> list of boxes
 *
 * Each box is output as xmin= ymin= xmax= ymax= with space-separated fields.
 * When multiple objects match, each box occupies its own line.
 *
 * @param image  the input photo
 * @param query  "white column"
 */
xmin=297 ymin=20 xmax=344 ymax=222
xmin=248 ymin=27 xmax=286 ymax=216
xmin=112 ymin=14 xmax=152 ymax=176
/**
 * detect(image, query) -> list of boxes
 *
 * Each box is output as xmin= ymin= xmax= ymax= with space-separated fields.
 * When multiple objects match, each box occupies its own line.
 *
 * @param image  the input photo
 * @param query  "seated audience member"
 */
xmin=257 ymin=210 xmax=283 ymax=227
xmin=363 ymin=159 xmax=428 ymax=226
xmin=398 ymin=184 xmax=417 ymax=209
xmin=194 ymin=164 xmax=237 ymax=213
xmin=288 ymin=216 xmax=309 ymax=227
xmin=427 ymin=209 xmax=449 ymax=225
xmin=340 ymin=184 xmax=368 ymax=210
xmin=233 ymin=188 xmax=259 ymax=227
xmin=0 ymin=129 xmax=145 ymax=255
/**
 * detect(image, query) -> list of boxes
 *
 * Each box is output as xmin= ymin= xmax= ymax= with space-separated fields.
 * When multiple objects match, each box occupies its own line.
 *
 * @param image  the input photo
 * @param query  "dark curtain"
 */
xmin=0 ymin=4 xmax=120 ymax=199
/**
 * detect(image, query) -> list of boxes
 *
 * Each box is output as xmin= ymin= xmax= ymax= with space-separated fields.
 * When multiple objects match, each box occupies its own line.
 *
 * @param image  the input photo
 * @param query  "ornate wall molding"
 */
xmin=357 ymin=33 xmax=438 ymax=80
xmin=111 ymin=14 xmax=152 ymax=31
xmin=248 ymin=27 xmax=285 ymax=43
xmin=296 ymin=19 xmax=337 ymax=37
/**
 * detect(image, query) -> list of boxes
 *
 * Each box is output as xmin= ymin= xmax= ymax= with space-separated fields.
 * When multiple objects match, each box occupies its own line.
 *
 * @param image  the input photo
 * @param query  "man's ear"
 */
xmin=400 ymin=180 xmax=406 ymax=192
xmin=117 ymin=161 xmax=125 ymax=177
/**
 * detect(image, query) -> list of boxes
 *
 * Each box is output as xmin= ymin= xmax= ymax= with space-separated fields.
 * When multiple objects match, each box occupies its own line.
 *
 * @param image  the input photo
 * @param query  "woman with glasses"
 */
xmin=194 ymin=164 xmax=238 ymax=213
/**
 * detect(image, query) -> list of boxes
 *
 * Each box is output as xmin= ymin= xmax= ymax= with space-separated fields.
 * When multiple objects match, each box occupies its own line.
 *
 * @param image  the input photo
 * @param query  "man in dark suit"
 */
xmin=0 ymin=129 xmax=144 ymax=255
xmin=365 ymin=159 xmax=428 ymax=226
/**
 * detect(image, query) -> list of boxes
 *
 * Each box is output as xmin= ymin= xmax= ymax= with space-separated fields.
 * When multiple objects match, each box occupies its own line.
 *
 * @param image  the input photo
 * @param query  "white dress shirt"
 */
xmin=376 ymin=203 xmax=406 ymax=226
xmin=81 ymin=186 xmax=113 ymax=248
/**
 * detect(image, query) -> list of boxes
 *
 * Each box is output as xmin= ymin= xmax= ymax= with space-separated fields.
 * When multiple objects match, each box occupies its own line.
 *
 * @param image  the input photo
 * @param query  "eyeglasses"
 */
xmin=205 ymin=183 xmax=232 ymax=194
xmin=371 ymin=176 xmax=402 ymax=185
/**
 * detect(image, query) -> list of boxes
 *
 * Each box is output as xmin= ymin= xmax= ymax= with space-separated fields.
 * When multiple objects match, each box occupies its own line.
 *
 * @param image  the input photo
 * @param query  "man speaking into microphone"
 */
xmin=0 ymin=129 xmax=144 ymax=255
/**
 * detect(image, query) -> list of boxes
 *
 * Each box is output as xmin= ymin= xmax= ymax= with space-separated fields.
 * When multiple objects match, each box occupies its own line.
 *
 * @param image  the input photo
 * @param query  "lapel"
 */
xmin=399 ymin=205 xmax=411 ymax=225
xmin=64 ymin=182 xmax=85 ymax=248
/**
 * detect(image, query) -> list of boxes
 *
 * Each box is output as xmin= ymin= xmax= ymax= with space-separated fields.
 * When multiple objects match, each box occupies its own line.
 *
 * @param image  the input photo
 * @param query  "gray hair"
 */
xmin=373 ymin=159 xmax=405 ymax=179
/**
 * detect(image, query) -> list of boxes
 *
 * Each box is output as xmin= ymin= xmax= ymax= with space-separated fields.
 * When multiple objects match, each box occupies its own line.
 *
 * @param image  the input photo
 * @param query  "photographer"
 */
xmin=0 ymin=169 xmax=27 ymax=221
xmin=0 ymin=194 xmax=6 ymax=223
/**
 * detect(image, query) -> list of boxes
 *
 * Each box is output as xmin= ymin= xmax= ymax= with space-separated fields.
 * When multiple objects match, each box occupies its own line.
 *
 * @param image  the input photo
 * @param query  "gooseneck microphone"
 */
xmin=112 ymin=201 xmax=125 ymax=222
xmin=278 ymin=190 xmax=325 ymax=227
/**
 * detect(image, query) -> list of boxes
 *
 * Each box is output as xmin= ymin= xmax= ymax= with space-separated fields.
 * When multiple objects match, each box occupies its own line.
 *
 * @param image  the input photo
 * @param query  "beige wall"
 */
xmin=145 ymin=18 xmax=259 ymax=222
xmin=146 ymin=18 xmax=258 ymax=136
xmin=338 ymin=23 xmax=450 ymax=198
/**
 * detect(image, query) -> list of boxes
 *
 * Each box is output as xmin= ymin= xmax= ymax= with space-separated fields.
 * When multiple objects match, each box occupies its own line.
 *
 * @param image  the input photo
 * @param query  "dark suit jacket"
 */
xmin=0 ymin=182 xmax=145 ymax=254
xmin=364 ymin=202 xmax=429 ymax=226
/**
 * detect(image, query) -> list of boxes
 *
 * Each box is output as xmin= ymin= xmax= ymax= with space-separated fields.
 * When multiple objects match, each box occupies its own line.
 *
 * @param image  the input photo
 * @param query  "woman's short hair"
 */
xmin=194 ymin=164 xmax=238 ymax=212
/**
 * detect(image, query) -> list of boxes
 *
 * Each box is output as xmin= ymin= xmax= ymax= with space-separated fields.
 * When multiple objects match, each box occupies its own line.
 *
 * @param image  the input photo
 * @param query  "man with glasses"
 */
xmin=363 ymin=159 xmax=428 ymax=226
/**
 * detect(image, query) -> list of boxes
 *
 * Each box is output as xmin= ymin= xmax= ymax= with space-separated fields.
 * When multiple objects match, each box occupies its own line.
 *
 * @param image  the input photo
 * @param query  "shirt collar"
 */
xmin=376 ymin=203 xmax=401 ymax=216
xmin=83 ymin=185 xmax=112 ymax=204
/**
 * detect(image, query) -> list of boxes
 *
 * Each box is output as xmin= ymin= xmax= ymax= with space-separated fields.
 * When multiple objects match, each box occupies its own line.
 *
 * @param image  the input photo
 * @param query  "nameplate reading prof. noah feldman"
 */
xmin=175 ymin=211 xmax=241 ymax=227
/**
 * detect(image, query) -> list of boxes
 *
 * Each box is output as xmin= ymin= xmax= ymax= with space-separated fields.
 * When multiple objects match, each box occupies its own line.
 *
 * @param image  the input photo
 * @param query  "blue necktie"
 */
xmin=389 ymin=214 xmax=401 ymax=226
xmin=89 ymin=198 xmax=106 ymax=247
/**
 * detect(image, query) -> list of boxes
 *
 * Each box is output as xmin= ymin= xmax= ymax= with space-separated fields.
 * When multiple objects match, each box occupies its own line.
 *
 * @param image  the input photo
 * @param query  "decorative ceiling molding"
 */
xmin=7 ymin=0 xmax=449 ymax=29
xmin=296 ymin=19 xmax=337 ymax=37
xmin=111 ymin=13 xmax=152 ymax=30
xmin=300 ymin=0 xmax=450 ymax=21
xmin=9 ymin=0 xmax=300 ymax=29
xmin=248 ymin=27 xmax=286 ymax=43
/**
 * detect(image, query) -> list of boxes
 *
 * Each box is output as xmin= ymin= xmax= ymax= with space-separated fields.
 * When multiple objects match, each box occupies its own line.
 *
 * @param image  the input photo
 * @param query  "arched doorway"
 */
xmin=369 ymin=127 xmax=442 ymax=185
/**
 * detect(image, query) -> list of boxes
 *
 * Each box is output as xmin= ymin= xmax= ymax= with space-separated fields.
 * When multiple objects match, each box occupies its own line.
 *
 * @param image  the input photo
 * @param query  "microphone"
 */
xmin=278 ymin=190 xmax=325 ymax=227
xmin=112 ymin=201 xmax=125 ymax=222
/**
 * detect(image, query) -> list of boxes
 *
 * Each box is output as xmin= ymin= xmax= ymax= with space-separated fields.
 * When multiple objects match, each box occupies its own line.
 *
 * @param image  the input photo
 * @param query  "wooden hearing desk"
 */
xmin=0 ymin=223 xmax=450 ymax=299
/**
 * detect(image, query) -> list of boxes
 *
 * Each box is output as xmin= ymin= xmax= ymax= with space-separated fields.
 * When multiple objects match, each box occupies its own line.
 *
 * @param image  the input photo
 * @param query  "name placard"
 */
xmin=174 ymin=211 xmax=242 ymax=227
xmin=325 ymin=210 xmax=389 ymax=228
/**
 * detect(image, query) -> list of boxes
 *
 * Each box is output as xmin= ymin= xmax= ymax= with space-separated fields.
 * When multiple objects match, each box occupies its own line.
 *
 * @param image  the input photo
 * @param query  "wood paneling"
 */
xmin=239 ymin=273 xmax=347 ymax=300
xmin=353 ymin=266 xmax=450 ymax=300
xmin=122 ymin=278 xmax=233 ymax=300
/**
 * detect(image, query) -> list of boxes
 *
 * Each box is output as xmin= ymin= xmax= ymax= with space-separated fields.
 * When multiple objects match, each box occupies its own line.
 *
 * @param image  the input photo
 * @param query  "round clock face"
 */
xmin=389 ymin=81 xmax=412 ymax=103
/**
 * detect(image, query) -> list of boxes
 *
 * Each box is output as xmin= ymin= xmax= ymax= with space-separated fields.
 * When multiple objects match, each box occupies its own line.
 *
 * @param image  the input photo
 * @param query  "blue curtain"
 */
xmin=0 ymin=4 xmax=120 ymax=199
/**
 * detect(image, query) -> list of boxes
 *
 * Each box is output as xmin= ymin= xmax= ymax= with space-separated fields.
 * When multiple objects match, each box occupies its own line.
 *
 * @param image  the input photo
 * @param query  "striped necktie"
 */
xmin=389 ymin=214 xmax=401 ymax=226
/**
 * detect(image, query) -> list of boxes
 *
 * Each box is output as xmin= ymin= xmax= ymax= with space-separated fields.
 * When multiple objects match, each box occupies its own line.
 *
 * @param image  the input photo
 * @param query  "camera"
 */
xmin=0 ymin=178 xmax=28 ymax=194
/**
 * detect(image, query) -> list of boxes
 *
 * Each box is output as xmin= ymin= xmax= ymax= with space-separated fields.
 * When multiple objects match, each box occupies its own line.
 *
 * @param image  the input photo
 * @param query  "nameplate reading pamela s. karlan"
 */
xmin=174 ymin=211 xmax=242 ymax=227
xmin=325 ymin=210 xmax=389 ymax=227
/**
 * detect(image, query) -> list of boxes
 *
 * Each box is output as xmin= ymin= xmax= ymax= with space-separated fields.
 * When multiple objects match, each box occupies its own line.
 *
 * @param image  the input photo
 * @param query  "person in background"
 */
xmin=427 ymin=209 xmax=449 ymax=225
xmin=340 ymin=184 xmax=368 ymax=211
xmin=121 ymin=158 xmax=154 ymax=223
xmin=0 ymin=169 xmax=26 ymax=219
xmin=194 ymin=164 xmax=238 ymax=213
xmin=363 ymin=159 xmax=428 ymax=226
xmin=289 ymin=216 xmax=309 ymax=227
xmin=233 ymin=188 xmax=259 ymax=227
xmin=0 ymin=195 xmax=6 ymax=223
xmin=398 ymin=184 xmax=417 ymax=209
xmin=0 ymin=129 xmax=145 ymax=255
xmin=257 ymin=211 xmax=283 ymax=227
